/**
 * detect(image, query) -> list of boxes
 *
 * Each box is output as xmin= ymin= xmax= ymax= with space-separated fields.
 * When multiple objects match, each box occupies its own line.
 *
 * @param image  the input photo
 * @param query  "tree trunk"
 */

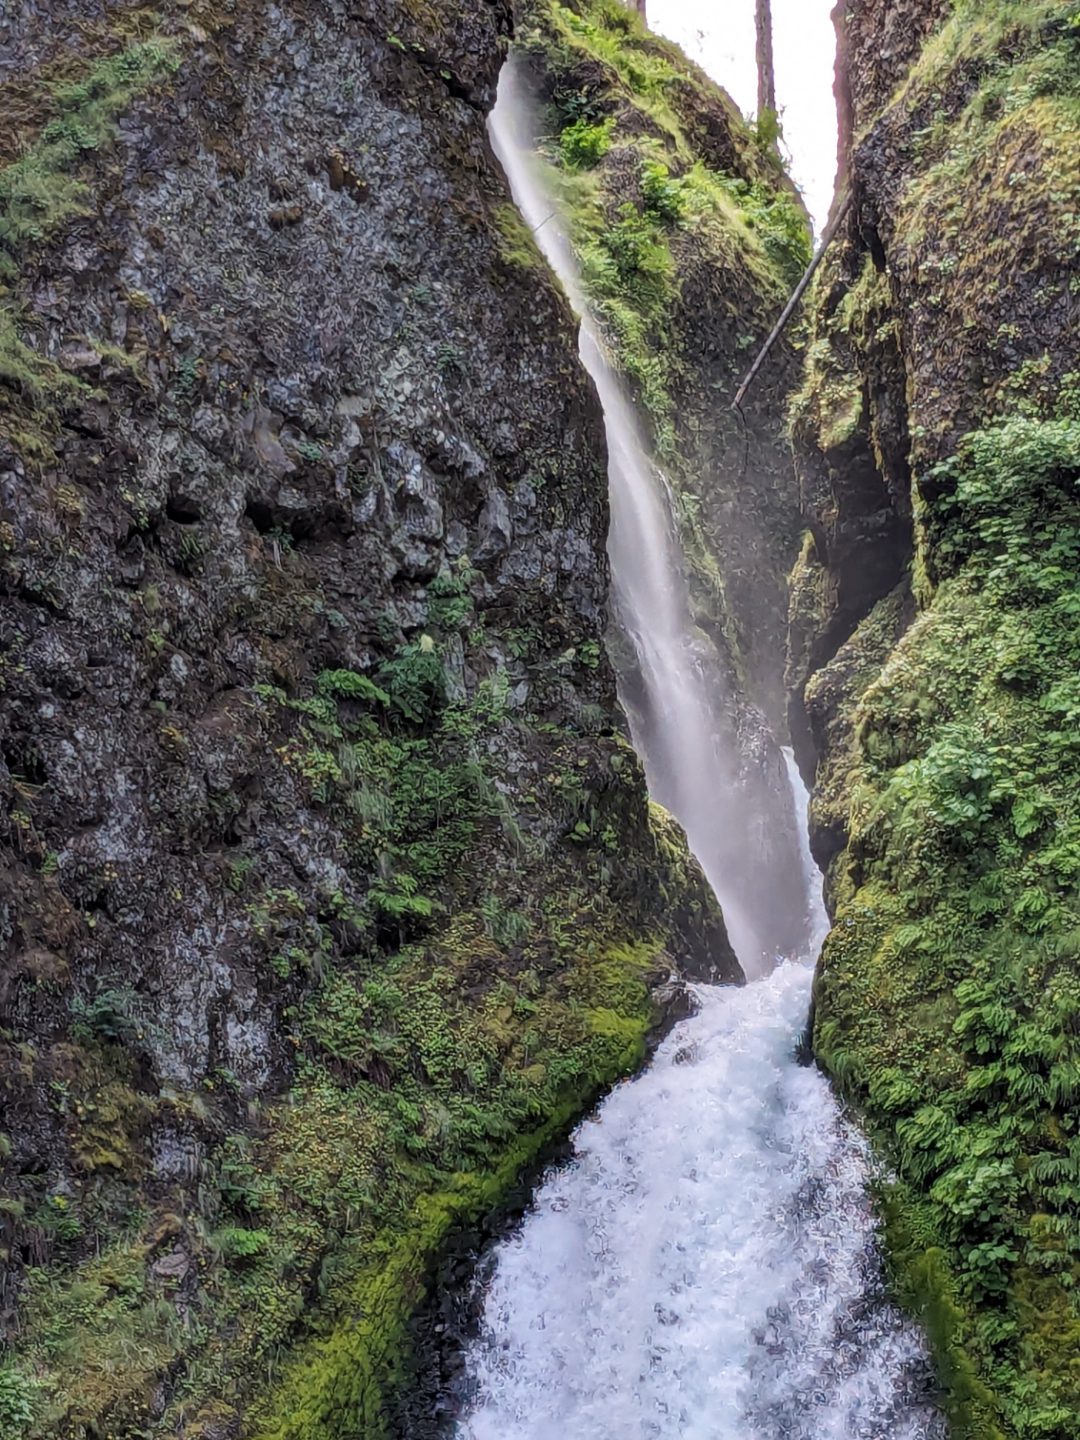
xmin=755 ymin=0 xmax=776 ymax=117
xmin=623 ymin=0 xmax=647 ymax=19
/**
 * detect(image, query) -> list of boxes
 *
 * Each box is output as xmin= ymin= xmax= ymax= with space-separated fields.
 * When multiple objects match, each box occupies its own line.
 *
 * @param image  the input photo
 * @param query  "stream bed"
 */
xmin=452 ymin=956 xmax=945 ymax=1440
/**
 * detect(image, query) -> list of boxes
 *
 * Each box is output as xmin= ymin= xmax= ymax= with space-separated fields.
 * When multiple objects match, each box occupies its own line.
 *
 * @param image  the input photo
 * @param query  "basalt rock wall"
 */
xmin=0 ymin=3 xmax=733 ymax=1435
xmin=792 ymin=4 xmax=1080 ymax=1436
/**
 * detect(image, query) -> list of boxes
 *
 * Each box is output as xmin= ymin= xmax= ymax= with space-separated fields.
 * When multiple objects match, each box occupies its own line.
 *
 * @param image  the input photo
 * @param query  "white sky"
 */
xmin=648 ymin=0 xmax=839 ymax=230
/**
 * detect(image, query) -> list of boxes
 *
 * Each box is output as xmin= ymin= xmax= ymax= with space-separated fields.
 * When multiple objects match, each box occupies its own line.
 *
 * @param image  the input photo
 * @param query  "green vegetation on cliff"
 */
xmin=800 ymin=7 xmax=1080 ymax=1439
xmin=3 ymin=568 xmax=719 ymax=1438
xmin=519 ymin=0 xmax=809 ymax=729
xmin=0 ymin=36 xmax=180 ymax=458
xmin=519 ymin=0 xmax=809 ymax=448
xmin=816 ymin=419 xmax=1080 ymax=1439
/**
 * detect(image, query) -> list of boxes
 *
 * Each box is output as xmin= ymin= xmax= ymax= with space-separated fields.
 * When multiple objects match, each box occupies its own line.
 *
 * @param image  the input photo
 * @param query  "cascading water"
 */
xmin=451 ymin=59 xmax=946 ymax=1440
xmin=454 ymin=961 xmax=945 ymax=1440
xmin=489 ymin=58 xmax=807 ymax=977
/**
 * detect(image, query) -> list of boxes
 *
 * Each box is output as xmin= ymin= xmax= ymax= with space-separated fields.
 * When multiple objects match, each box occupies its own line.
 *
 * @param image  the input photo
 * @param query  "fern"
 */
xmin=212 ymin=1226 xmax=270 ymax=1262
xmin=317 ymin=669 xmax=390 ymax=707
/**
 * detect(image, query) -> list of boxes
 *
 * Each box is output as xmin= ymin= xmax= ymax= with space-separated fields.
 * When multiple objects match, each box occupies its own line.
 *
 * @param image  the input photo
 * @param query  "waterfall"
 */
xmin=489 ymin=57 xmax=808 ymax=979
xmin=450 ymin=60 xmax=945 ymax=1440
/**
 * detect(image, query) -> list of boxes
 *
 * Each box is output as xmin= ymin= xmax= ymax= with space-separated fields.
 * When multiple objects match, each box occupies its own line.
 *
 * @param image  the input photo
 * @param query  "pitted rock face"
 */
xmin=835 ymin=0 xmax=952 ymax=138
xmin=1 ymin=0 xmax=611 ymax=1076
xmin=0 ymin=1 xmax=737 ymax=1431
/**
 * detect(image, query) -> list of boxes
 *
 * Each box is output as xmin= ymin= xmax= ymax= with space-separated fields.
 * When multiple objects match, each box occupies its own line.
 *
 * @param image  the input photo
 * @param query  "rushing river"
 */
xmin=455 ymin=958 xmax=945 ymax=1440
xmin=453 ymin=59 xmax=946 ymax=1440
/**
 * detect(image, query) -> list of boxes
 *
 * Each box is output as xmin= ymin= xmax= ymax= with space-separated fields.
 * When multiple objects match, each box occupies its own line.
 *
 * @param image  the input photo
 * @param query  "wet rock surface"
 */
xmin=793 ymin=4 xmax=1080 ymax=1433
xmin=0 ymin=1 xmax=736 ymax=1432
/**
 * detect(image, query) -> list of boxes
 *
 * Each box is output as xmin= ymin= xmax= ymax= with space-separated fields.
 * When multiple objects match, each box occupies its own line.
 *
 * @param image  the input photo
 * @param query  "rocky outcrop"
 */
xmin=0 ymin=3 xmax=735 ymax=1435
xmin=792 ymin=4 xmax=1080 ymax=1436
xmin=515 ymin=0 xmax=813 ymax=960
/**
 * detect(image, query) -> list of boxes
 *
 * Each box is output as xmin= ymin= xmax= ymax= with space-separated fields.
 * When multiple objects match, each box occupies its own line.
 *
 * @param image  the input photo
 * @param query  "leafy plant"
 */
xmin=34 ymin=1193 xmax=82 ymax=1243
xmin=70 ymin=985 xmax=142 ymax=1045
xmin=368 ymin=873 xmax=436 ymax=930
xmin=0 ymin=1367 xmax=39 ymax=1430
xmin=559 ymin=117 xmax=614 ymax=169
xmin=316 ymin=669 xmax=390 ymax=707
xmin=212 ymin=1226 xmax=271 ymax=1263
xmin=641 ymin=159 xmax=686 ymax=222
xmin=375 ymin=638 xmax=446 ymax=725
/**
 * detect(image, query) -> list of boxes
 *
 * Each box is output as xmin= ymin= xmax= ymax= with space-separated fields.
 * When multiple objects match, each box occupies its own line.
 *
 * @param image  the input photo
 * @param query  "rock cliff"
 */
xmin=792 ymin=3 xmax=1080 ymax=1435
xmin=0 ymin=3 xmax=736 ymax=1435
xmin=514 ymin=0 xmax=813 ymax=959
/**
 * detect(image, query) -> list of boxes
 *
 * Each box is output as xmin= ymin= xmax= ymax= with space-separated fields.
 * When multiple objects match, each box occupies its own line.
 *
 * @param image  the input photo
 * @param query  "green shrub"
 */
xmin=375 ymin=639 xmax=446 ymax=725
xmin=559 ymin=117 xmax=614 ymax=169
xmin=0 ymin=1367 xmax=39 ymax=1431
xmin=641 ymin=159 xmax=686 ymax=222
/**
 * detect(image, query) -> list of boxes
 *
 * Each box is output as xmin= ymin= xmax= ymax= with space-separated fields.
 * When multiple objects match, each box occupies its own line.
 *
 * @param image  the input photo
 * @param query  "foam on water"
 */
xmin=456 ymin=961 xmax=944 ymax=1440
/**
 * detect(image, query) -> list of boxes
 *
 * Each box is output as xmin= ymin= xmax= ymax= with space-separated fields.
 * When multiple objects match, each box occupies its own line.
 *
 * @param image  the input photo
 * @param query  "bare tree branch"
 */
xmin=731 ymin=192 xmax=853 ymax=412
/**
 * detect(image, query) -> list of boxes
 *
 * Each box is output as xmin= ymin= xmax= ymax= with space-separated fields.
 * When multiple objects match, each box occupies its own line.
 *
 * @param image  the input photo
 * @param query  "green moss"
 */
xmin=7 ymin=614 xmax=715 ymax=1435
xmin=788 ymin=255 xmax=896 ymax=452
xmin=252 ymin=959 xmax=653 ymax=1440
xmin=0 ymin=36 xmax=180 ymax=460
xmin=519 ymin=0 xmax=809 ymax=445
xmin=879 ymin=1182 xmax=1008 ymax=1440
xmin=0 ymin=302 xmax=90 ymax=424
xmin=16 ymin=1240 xmax=183 ymax=1433
xmin=492 ymin=202 xmax=547 ymax=272
xmin=816 ymin=418 xmax=1080 ymax=1438
xmin=887 ymin=1 xmax=1074 ymax=120
xmin=881 ymin=7 xmax=1080 ymax=461
xmin=801 ymin=588 xmax=911 ymax=897
xmin=538 ymin=0 xmax=697 ymax=152
xmin=0 ymin=38 xmax=180 ymax=271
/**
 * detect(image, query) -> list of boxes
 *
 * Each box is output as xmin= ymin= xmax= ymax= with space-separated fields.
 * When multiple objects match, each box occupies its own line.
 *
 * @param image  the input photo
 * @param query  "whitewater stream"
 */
xmin=452 ymin=62 xmax=946 ymax=1440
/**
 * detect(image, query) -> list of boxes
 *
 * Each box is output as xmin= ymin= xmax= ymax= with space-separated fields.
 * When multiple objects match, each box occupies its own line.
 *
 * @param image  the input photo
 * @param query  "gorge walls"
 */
xmin=0 ymin=3 xmax=737 ymax=1434
xmin=792 ymin=3 xmax=1080 ymax=1436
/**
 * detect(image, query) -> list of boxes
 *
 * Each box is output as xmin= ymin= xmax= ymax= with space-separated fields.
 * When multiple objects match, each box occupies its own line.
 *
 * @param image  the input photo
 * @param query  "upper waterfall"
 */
xmin=489 ymin=57 xmax=810 ymax=977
